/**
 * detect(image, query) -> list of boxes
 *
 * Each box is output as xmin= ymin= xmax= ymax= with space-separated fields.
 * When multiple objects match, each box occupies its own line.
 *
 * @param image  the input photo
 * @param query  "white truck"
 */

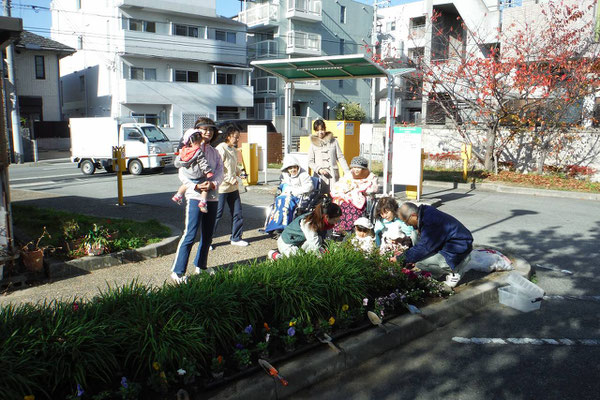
xmin=70 ymin=117 xmax=174 ymax=175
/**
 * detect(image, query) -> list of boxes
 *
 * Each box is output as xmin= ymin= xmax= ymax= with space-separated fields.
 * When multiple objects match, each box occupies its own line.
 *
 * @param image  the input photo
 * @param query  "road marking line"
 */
xmin=10 ymin=173 xmax=83 ymax=182
xmin=543 ymin=295 xmax=600 ymax=303
xmin=11 ymin=181 xmax=56 ymax=188
xmin=452 ymin=337 xmax=600 ymax=346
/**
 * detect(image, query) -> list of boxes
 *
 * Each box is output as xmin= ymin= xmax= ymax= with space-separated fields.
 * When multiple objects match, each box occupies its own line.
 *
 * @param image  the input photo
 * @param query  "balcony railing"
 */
xmin=249 ymin=39 xmax=279 ymax=59
xmin=286 ymin=31 xmax=321 ymax=55
xmin=238 ymin=2 xmax=279 ymax=28
xmin=294 ymin=80 xmax=321 ymax=91
xmin=252 ymin=76 xmax=278 ymax=94
xmin=287 ymin=0 xmax=322 ymax=22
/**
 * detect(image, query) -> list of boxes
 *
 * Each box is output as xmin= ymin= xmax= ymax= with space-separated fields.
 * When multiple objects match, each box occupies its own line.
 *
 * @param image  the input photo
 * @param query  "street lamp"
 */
xmin=341 ymin=106 xmax=346 ymax=120
xmin=326 ymin=105 xmax=331 ymax=120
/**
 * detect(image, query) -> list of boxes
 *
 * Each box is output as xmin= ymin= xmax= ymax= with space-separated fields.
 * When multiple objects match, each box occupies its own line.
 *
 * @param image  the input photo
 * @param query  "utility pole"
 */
xmin=370 ymin=0 xmax=389 ymax=123
xmin=3 ymin=0 xmax=24 ymax=163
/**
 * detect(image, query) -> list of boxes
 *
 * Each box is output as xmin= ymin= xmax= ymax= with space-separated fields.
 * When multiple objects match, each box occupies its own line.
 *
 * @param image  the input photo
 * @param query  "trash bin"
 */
xmin=498 ymin=272 xmax=545 ymax=312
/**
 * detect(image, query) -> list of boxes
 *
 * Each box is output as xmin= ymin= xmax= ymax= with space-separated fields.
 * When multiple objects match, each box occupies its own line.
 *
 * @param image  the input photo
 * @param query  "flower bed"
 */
xmin=0 ymin=244 xmax=446 ymax=399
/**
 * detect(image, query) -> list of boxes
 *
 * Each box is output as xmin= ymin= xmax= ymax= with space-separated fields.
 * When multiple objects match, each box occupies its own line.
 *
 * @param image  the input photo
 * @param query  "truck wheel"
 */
xmin=128 ymin=159 xmax=143 ymax=175
xmin=104 ymin=165 xmax=114 ymax=173
xmin=81 ymin=160 xmax=96 ymax=175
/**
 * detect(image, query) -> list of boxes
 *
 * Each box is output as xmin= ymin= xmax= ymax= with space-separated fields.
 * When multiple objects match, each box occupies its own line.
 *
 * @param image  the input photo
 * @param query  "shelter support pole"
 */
xmin=383 ymin=76 xmax=395 ymax=195
xmin=284 ymin=81 xmax=294 ymax=155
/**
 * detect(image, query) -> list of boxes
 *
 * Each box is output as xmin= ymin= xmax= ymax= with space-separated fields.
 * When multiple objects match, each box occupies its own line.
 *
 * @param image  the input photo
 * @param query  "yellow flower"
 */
xmin=24 ymin=396 xmax=35 ymax=400
xmin=342 ymin=304 xmax=349 ymax=312
xmin=328 ymin=317 xmax=335 ymax=325
xmin=152 ymin=361 xmax=160 ymax=371
xmin=160 ymin=371 xmax=166 ymax=379
xmin=289 ymin=320 xmax=296 ymax=327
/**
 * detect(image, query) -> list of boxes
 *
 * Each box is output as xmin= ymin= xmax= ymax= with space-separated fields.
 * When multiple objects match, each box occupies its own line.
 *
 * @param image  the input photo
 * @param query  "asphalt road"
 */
xmin=8 ymin=160 xmax=600 ymax=399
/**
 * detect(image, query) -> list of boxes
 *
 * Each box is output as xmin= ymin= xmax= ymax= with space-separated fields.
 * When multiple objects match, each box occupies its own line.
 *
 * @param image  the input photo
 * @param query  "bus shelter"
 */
xmin=251 ymin=54 xmax=414 ymax=195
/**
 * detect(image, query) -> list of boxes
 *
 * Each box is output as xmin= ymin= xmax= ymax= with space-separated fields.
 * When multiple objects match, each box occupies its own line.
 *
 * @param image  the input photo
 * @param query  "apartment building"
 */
xmin=51 ymin=0 xmax=253 ymax=140
xmin=238 ymin=0 xmax=375 ymax=124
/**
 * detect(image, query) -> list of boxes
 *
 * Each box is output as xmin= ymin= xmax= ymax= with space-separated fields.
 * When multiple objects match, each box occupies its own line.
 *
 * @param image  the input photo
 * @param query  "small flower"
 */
xmin=287 ymin=327 xmax=296 ymax=336
xmin=160 ymin=371 xmax=167 ymax=381
xmin=263 ymin=322 xmax=270 ymax=332
xmin=328 ymin=317 xmax=335 ymax=326
xmin=177 ymin=368 xmax=186 ymax=376
xmin=389 ymin=293 xmax=397 ymax=300
xmin=217 ymin=355 xmax=223 ymax=364
xmin=121 ymin=376 xmax=128 ymax=389
xmin=244 ymin=324 xmax=253 ymax=334
xmin=363 ymin=298 xmax=369 ymax=306
xmin=379 ymin=310 xmax=385 ymax=318
xmin=289 ymin=320 xmax=296 ymax=327
xmin=421 ymin=271 xmax=432 ymax=278
xmin=235 ymin=343 xmax=244 ymax=350
xmin=72 ymin=302 xmax=79 ymax=312
xmin=152 ymin=361 xmax=160 ymax=371
xmin=342 ymin=304 xmax=349 ymax=311
xmin=76 ymin=384 xmax=84 ymax=396
xmin=265 ymin=333 xmax=270 ymax=342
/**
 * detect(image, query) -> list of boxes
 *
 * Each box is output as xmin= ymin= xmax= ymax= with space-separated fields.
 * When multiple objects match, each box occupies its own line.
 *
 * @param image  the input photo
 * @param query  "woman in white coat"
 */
xmin=308 ymin=119 xmax=349 ymax=192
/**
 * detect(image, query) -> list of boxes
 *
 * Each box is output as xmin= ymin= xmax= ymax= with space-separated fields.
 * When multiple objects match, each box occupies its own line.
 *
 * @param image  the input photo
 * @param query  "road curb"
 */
xmin=47 ymin=224 xmax=182 ymax=279
xmin=424 ymin=180 xmax=600 ymax=201
xmin=204 ymin=247 xmax=530 ymax=400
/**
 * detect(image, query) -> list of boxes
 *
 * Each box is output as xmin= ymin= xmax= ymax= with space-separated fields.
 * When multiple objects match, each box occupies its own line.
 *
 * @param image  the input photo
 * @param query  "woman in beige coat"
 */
xmin=308 ymin=120 xmax=350 ymax=192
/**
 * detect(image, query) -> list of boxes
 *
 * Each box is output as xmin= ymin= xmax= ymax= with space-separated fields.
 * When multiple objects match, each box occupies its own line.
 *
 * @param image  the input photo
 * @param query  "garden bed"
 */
xmin=0 ymin=243 xmax=447 ymax=399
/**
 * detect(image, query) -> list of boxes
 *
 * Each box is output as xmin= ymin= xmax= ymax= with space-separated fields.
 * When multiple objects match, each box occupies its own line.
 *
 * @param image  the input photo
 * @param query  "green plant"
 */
xmin=211 ymin=355 xmax=225 ymax=373
xmin=21 ymin=226 xmax=52 ymax=252
xmin=334 ymin=102 xmax=366 ymax=121
xmin=233 ymin=348 xmax=252 ymax=369
xmin=282 ymin=326 xmax=297 ymax=351
xmin=82 ymin=224 xmax=111 ymax=254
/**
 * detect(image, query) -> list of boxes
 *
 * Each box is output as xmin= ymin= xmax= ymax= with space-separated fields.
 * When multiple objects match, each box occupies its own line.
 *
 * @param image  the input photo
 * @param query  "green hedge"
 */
xmin=0 ymin=244 xmax=444 ymax=399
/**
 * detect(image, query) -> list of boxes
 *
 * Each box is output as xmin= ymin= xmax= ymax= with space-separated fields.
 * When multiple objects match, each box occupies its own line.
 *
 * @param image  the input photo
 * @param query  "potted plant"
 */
xmin=20 ymin=227 xmax=52 ymax=272
xmin=233 ymin=348 xmax=252 ymax=370
xmin=282 ymin=326 xmax=297 ymax=353
xmin=82 ymin=224 xmax=110 ymax=256
xmin=210 ymin=355 xmax=225 ymax=379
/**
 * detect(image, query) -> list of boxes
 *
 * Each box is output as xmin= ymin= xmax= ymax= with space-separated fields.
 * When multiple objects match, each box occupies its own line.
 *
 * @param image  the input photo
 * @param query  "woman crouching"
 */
xmin=268 ymin=197 xmax=342 ymax=260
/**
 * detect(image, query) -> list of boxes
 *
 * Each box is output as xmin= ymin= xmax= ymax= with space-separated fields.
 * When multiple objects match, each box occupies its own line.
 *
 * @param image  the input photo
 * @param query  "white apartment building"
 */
xmin=51 ymin=0 xmax=253 ymax=140
xmin=238 ymin=0 xmax=375 ymax=126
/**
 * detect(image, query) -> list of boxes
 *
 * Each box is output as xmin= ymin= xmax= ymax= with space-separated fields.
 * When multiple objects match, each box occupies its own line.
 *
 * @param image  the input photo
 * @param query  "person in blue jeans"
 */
xmin=171 ymin=117 xmax=224 ymax=283
xmin=213 ymin=125 xmax=248 ymax=247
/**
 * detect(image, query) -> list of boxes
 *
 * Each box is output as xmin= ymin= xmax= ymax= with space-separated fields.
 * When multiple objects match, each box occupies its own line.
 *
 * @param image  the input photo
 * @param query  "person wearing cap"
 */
xmin=330 ymin=155 xmax=378 ymax=235
xmin=171 ymin=117 xmax=224 ymax=283
xmin=265 ymin=154 xmax=314 ymax=236
xmin=308 ymin=119 xmax=350 ymax=192
xmin=351 ymin=217 xmax=375 ymax=253
xmin=379 ymin=224 xmax=412 ymax=257
xmin=172 ymin=127 xmax=214 ymax=212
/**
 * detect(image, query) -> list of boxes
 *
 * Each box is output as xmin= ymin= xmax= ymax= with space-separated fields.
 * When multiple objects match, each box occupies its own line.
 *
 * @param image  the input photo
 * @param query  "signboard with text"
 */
xmin=392 ymin=127 xmax=422 ymax=185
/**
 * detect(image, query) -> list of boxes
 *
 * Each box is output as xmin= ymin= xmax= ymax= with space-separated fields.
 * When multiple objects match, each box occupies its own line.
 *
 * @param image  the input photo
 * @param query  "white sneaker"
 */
xmin=171 ymin=272 xmax=187 ymax=284
xmin=209 ymin=245 xmax=214 ymax=251
xmin=231 ymin=240 xmax=249 ymax=247
xmin=444 ymin=273 xmax=461 ymax=288
xmin=195 ymin=267 xmax=216 ymax=275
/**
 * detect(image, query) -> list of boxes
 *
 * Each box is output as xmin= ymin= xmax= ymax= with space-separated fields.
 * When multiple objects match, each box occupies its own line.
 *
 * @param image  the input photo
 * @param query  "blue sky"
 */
xmin=12 ymin=0 xmax=417 ymax=38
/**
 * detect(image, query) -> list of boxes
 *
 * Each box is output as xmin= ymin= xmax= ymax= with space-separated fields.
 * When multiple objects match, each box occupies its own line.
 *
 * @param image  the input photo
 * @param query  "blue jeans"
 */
xmin=171 ymin=199 xmax=217 ymax=275
xmin=214 ymin=190 xmax=244 ymax=242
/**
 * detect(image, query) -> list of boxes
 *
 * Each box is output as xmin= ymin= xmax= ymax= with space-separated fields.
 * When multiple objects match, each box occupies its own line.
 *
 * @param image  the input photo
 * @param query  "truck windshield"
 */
xmin=142 ymin=126 xmax=170 ymax=142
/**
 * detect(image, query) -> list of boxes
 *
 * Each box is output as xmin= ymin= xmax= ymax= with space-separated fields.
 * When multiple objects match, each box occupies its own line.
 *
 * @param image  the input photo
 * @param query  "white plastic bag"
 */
xmin=465 ymin=249 xmax=513 ymax=272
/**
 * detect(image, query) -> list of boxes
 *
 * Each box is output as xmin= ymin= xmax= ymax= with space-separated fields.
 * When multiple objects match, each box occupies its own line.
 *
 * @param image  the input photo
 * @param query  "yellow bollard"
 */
xmin=113 ymin=146 xmax=126 ymax=206
xmin=461 ymin=144 xmax=472 ymax=182
xmin=241 ymin=143 xmax=258 ymax=185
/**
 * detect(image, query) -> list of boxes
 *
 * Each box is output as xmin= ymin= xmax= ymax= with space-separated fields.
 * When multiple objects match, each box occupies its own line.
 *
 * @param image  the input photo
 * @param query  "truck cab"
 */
xmin=70 ymin=117 xmax=174 ymax=175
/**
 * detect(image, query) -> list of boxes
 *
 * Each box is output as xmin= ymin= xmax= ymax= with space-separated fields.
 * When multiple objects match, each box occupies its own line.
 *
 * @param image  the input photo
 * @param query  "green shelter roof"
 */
xmin=251 ymin=54 xmax=392 ymax=81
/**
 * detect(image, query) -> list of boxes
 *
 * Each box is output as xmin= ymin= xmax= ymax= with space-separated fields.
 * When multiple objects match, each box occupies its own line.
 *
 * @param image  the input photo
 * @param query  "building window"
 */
xmin=34 ymin=55 xmax=45 ymax=79
xmin=217 ymin=73 xmax=237 ymax=85
xmin=131 ymin=113 xmax=159 ymax=126
xmin=77 ymin=36 xmax=83 ymax=49
xmin=126 ymin=19 xmax=156 ymax=33
xmin=410 ymin=16 xmax=426 ymax=29
xmin=340 ymin=5 xmax=346 ymax=23
xmin=387 ymin=21 xmax=396 ymax=31
xmin=76 ymin=0 xmax=81 ymax=10
xmin=130 ymin=67 xmax=156 ymax=81
xmin=339 ymin=38 xmax=345 ymax=55
xmin=339 ymin=79 xmax=343 ymax=89
xmin=174 ymin=70 xmax=199 ymax=83
xmin=173 ymin=24 xmax=204 ymax=38
xmin=215 ymin=30 xmax=236 ymax=43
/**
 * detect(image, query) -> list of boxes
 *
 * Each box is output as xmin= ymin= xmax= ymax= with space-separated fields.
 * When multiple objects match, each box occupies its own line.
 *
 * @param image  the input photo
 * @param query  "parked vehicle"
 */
xmin=70 ymin=117 xmax=174 ymax=175
xmin=216 ymin=119 xmax=278 ymax=134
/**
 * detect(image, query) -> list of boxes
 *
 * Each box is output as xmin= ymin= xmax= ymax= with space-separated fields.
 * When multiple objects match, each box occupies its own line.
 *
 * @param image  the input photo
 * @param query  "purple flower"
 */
xmin=363 ymin=298 xmax=369 ymax=306
xmin=244 ymin=324 xmax=253 ymax=335
xmin=287 ymin=327 xmax=296 ymax=336
xmin=121 ymin=376 xmax=128 ymax=389
xmin=389 ymin=293 xmax=397 ymax=300
xmin=76 ymin=384 xmax=84 ymax=396
xmin=235 ymin=343 xmax=244 ymax=349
